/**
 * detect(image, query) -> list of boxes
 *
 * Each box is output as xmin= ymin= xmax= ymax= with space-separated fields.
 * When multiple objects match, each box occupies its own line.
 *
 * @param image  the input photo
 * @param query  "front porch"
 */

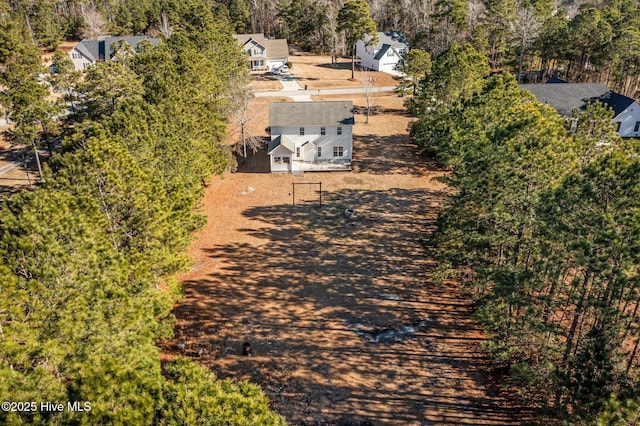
xmin=291 ymin=159 xmax=352 ymax=172
xmin=249 ymin=59 xmax=269 ymax=71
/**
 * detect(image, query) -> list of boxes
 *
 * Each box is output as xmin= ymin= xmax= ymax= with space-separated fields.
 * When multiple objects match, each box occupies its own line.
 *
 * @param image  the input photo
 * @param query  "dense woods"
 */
xmin=4 ymin=0 xmax=640 ymax=95
xmin=0 ymin=2 xmax=284 ymax=424
xmin=409 ymin=42 xmax=640 ymax=422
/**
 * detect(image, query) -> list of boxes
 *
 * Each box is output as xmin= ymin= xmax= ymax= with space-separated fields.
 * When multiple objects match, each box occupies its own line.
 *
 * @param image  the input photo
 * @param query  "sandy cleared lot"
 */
xmin=0 ymin=127 xmax=39 ymax=197
xmin=288 ymin=49 xmax=399 ymax=90
xmin=163 ymin=94 xmax=528 ymax=425
xmin=250 ymin=73 xmax=284 ymax=92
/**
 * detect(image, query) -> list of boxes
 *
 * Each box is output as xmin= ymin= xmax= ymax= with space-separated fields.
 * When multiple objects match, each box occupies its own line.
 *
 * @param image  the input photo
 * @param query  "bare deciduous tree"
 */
xmin=227 ymin=77 xmax=262 ymax=158
xmin=81 ymin=5 xmax=106 ymax=40
xmin=510 ymin=5 xmax=542 ymax=82
xmin=360 ymin=71 xmax=379 ymax=124
xmin=158 ymin=11 xmax=173 ymax=39
xmin=467 ymin=0 xmax=486 ymax=29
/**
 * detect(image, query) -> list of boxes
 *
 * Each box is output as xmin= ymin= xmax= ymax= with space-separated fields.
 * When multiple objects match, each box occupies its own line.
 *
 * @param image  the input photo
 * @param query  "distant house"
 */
xmin=232 ymin=34 xmax=289 ymax=71
xmin=267 ymin=101 xmax=354 ymax=173
xmin=355 ymin=31 xmax=409 ymax=73
xmin=520 ymin=79 xmax=640 ymax=138
xmin=69 ymin=36 xmax=161 ymax=71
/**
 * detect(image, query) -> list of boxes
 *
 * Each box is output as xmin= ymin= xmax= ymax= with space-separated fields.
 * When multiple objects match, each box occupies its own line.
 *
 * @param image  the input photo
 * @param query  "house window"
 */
xmin=615 ymin=121 xmax=622 ymax=132
xmin=635 ymin=121 xmax=640 ymax=132
xmin=321 ymin=127 xmax=326 ymax=135
xmin=296 ymin=147 xmax=301 ymax=157
xmin=333 ymin=146 xmax=344 ymax=157
xmin=274 ymin=156 xmax=282 ymax=164
xmin=317 ymin=147 xmax=322 ymax=157
xmin=337 ymin=126 xmax=342 ymax=135
xmin=387 ymin=49 xmax=394 ymax=56
xmin=283 ymin=157 xmax=290 ymax=164
xmin=299 ymin=127 xmax=305 ymax=135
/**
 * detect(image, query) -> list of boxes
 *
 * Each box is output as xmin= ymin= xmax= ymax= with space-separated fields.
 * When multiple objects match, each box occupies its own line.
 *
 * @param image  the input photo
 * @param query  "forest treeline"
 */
xmin=5 ymin=0 xmax=640 ymax=96
xmin=410 ymin=42 xmax=640 ymax=423
xmin=0 ymin=2 xmax=285 ymax=424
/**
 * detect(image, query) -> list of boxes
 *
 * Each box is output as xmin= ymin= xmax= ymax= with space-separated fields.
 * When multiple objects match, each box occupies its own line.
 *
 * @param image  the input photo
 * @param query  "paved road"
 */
xmin=254 ymin=85 xmax=398 ymax=100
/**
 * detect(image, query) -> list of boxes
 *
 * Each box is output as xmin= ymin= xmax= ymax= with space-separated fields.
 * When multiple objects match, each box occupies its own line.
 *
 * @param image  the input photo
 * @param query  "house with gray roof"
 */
xmin=267 ymin=101 xmax=354 ymax=173
xmin=233 ymin=34 xmax=289 ymax=71
xmin=355 ymin=31 xmax=409 ymax=73
xmin=69 ymin=36 xmax=161 ymax=71
xmin=520 ymin=80 xmax=640 ymax=138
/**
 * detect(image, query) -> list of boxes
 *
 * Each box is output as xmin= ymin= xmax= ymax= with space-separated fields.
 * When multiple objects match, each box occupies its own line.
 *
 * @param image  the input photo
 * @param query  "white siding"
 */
xmin=378 ymin=48 xmax=404 ymax=72
xmin=69 ymin=49 xmax=93 ymax=71
xmin=356 ymin=40 xmax=379 ymax=71
xmin=356 ymin=41 xmax=406 ymax=72
xmin=269 ymin=125 xmax=353 ymax=172
xmin=267 ymin=59 xmax=286 ymax=70
xmin=614 ymin=102 xmax=640 ymax=138
xmin=269 ymin=144 xmax=292 ymax=172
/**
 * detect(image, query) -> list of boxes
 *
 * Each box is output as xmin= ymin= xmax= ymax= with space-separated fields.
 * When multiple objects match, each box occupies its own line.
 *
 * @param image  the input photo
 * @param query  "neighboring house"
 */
xmin=69 ymin=36 xmax=161 ymax=71
xmin=232 ymin=34 xmax=289 ymax=71
xmin=355 ymin=31 xmax=409 ymax=73
xmin=267 ymin=101 xmax=354 ymax=173
xmin=520 ymin=78 xmax=640 ymax=138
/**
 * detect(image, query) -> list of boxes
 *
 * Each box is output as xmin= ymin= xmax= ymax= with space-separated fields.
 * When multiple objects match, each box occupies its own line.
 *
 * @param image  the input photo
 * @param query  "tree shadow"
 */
xmin=234 ymin=145 xmax=270 ymax=174
xmin=317 ymin=62 xmax=353 ymax=71
xmin=163 ymin=186 xmax=531 ymax=424
xmin=0 ymin=147 xmax=42 ymax=198
xmin=353 ymin=134 xmax=435 ymax=177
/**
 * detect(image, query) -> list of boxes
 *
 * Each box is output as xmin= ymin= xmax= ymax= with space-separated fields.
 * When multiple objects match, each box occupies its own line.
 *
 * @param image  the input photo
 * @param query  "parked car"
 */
xmin=275 ymin=65 xmax=289 ymax=75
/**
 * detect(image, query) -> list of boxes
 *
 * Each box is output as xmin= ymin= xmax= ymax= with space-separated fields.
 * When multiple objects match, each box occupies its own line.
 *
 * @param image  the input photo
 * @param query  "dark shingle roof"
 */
xmin=270 ymin=101 xmax=355 ymax=127
xmin=267 ymin=135 xmax=295 ymax=154
xmin=546 ymin=76 xmax=569 ymax=83
xmin=75 ymin=40 xmax=99 ymax=61
xmin=364 ymin=31 xmax=409 ymax=51
xmin=76 ymin=36 xmax=160 ymax=62
xmin=373 ymin=44 xmax=391 ymax=60
xmin=519 ymin=83 xmax=635 ymax=117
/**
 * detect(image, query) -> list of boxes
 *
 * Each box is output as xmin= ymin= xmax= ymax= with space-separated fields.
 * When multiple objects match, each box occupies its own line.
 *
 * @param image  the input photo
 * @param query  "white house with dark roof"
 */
xmin=520 ymin=79 xmax=640 ymax=138
xmin=232 ymin=34 xmax=289 ymax=71
xmin=267 ymin=101 xmax=354 ymax=173
xmin=355 ymin=31 xmax=409 ymax=73
xmin=70 ymin=36 xmax=161 ymax=71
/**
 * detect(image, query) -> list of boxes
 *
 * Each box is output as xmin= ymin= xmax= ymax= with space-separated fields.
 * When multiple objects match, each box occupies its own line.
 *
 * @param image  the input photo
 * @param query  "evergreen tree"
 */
xmin=337 ymin=0 xmax=377 ymax=79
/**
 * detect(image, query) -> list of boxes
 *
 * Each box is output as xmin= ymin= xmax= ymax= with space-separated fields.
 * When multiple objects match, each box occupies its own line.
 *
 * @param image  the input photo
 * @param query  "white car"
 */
xmin=274 ymin=65 xmax=289 ymax=75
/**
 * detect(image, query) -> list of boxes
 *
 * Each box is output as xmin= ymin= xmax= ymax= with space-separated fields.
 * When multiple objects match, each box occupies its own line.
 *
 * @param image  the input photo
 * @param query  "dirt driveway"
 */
xmin=0 ymin=127 xmax=39 ymax=197
xmin=163 ymin=95 xmax=527 ymax=425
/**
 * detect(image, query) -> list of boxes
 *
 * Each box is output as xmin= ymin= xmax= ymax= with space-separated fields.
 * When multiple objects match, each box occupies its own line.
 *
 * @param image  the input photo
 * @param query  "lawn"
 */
xmin=288 ymin=49 xmax=399 ymax=90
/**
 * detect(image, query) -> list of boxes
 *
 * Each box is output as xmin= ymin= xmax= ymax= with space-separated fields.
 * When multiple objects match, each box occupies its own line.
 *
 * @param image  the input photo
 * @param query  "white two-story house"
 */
xmin=233 ymin=33 xmax=289 ymax=71
xmin=267 ymin=101 xmax=354 ymax=173
xmin=355 ymin=31 xmax=409 ymax=73
xmin=520 ymin=78 xmax=640 ymax=138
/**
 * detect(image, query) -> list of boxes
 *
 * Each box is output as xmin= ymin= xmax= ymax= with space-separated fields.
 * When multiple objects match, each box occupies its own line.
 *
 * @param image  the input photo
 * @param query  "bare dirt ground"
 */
xmin=0 ymin=42 xmax=77 ymax=197
xmin=0 ymin=126 xmax=39 ymax=197
xmin=162 ymin=94 xmax=529 ymax=425
xmin=250 ymin=73 xmax=284 ymax=92
xmin=289 ymin=48 xmax=398 ymax=90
